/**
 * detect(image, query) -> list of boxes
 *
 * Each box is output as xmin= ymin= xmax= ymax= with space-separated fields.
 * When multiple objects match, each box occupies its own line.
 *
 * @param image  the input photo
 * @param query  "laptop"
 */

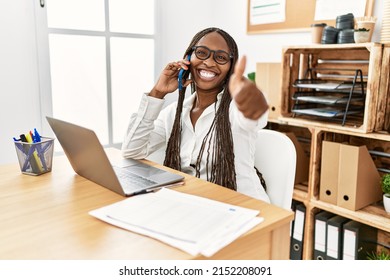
xmin=46 ymin=116 xmax=184 ymax=196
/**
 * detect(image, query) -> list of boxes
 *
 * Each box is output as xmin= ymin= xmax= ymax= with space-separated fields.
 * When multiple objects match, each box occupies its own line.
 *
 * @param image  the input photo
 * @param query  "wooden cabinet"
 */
xmin=260 ymin=43 xmax=390 ymax=260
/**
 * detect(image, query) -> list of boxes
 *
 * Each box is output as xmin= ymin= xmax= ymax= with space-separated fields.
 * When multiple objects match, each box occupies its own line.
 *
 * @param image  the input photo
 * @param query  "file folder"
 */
xmin=342 ymin=220 xmax=378 ymax=260
xmin=326 ymin=215 xmax=349 ymax=260
xmin=337 ymin=144 xmax=382 ymax=210
xmin=255 ymin=63 xmax=281 ymax=119
xmin=314 ymin=210 xmax=335 ymax=260
xmin=290 ymin=200 xmax=300 ymax=237
xmin=290 ymin=203 xmax=305 ymax=260
xmin=319 ymin=141 xmax=340 ymax=204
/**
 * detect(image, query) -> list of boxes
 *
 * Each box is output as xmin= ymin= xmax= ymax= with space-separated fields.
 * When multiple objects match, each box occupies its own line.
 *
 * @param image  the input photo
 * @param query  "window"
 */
xmin=38 ymin=0 xmax=155 ymax=147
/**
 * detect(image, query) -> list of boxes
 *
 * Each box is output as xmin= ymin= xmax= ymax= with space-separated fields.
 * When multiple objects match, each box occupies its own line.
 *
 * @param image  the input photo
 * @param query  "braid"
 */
xmin=163 ymin=87 xmax=185 ymax=170
xmin=164 ymin=27 xmax=239 ymax=191
xmin=163 ymin=32 xmax=199 ymax=170
xmin=195 ymin=88 xmax=237 ymax=190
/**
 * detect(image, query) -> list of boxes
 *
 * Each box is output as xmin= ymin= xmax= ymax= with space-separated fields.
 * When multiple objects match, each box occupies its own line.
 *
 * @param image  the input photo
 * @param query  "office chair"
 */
xmin=254 ymin=129 xmax=297 ymax=210
xmin=147 ymin=129 xmax=297 ymax=210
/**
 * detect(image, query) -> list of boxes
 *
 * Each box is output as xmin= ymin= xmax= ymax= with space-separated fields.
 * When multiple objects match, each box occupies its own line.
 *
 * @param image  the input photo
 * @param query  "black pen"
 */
xmin=20 ymin=134 xmax=28 ymax=142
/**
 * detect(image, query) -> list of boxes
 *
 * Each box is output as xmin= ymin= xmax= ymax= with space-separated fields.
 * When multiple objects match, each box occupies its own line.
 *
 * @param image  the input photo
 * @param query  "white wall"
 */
xmin=0 ymin=1 xmax=41 ymax=165
xmin=0 ymin=0 xmax=384 ymax=164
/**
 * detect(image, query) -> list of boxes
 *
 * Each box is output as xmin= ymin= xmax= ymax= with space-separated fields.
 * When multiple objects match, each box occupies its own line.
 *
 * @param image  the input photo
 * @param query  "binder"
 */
xmin=326 ymin=215 xmax=349 ymax=260
xmin=342 ymin=220 xmax=378 ymax=260
xmin=314 ymin=211 xmax=335 ymax=260
xmin=290 ymin=203 xmax=306 ymax=260
xmin=290 ymin=200 xmax=300 ymax=237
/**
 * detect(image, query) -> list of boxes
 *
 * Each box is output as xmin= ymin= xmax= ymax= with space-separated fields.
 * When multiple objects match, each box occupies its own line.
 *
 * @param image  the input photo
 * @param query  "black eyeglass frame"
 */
xmin=191 ymin=45 xmax=233 ymax=65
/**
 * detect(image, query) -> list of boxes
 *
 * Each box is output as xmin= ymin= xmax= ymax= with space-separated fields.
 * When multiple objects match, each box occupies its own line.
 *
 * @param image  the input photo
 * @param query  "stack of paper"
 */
xmin=89 ymin=188 xmax=263 ymax=257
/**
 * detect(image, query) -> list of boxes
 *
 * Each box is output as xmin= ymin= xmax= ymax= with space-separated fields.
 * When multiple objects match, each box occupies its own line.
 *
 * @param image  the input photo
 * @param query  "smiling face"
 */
xmin=190 ymin=32 xmax=232 ymax=96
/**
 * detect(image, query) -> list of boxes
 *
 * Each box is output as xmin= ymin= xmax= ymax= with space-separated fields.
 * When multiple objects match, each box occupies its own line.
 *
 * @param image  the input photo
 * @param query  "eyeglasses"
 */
xmin=192 ymin=46 xmax=233 ymax=65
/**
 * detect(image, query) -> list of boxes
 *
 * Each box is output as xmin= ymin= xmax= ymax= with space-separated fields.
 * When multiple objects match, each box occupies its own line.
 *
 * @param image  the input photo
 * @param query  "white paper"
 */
xmin=315 ymin=0 xmax=366 ymax=21
xmin=250 ymin=0 xmax=286 ymax=25
xmin=89 ymin=188 xmax=263 ymax=257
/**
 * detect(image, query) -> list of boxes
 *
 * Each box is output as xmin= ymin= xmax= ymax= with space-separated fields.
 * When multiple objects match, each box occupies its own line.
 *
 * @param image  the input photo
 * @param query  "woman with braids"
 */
xmin=121 ymin=27 xmax=270 ymax=202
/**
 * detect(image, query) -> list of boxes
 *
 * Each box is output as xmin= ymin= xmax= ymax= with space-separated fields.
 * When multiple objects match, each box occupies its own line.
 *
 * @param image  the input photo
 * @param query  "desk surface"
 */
xmin=0 ymin=149 xmax=293 ymax=260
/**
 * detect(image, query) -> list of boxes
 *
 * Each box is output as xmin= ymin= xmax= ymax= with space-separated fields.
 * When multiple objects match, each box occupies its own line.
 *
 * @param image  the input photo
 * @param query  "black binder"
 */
xmin=314 ymin=210 xmax=335 ymax=260
xmin=326 ymin=215 xmax=349 ymax=260
xmin=342 ymin=220 xmax=378 ymax=260
xmin=290 ymin=200 xmax=300 ymax=237
xmin=290 ymin=203 xmax=306 ymax=260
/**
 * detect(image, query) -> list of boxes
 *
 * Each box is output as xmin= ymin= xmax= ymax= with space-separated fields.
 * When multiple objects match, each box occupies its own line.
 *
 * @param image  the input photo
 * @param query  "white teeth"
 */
xmin=199 ymin=70 xmax=216 ymax=78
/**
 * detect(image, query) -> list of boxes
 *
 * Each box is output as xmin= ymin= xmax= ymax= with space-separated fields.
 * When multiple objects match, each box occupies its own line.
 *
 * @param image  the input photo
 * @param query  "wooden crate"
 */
xmin=379 ymin=44 xmax=390 ymax=132
xmin=279 ymin=43 xmax=387 ymax=133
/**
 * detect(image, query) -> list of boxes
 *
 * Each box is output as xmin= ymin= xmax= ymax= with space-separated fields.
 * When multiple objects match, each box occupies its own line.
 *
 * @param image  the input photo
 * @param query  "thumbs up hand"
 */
xmin=228 ymin=55 xmax=268 ymax=120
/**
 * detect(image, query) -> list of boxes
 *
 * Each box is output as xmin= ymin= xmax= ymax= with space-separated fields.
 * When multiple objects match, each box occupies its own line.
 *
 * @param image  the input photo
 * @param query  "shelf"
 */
xmin=293 ymin=94 xmax=365 ymax=105
xmin=264 ymin=43 xmax=390 ymax=259
xmin=271 ymin=116 xmax=368 ymax=134
xmin=281 ymin=43 xmax=386 ymax=133
xmin=293 ymin=79 xmax=365 ymax=91
xmin=293 ymin=187 xmax=309 ymax=202
xmin=310 ymin=199 xmax=390 ymax=233
xmin=269 ymin=118 xmax=390 ymax=140
xmin=292 ymin=68 xmax=366 ymax=126
xmin=292 ymin=106 xmax=364 ymax=118
xmin=283 ymin=42 xmax=379 ymax=50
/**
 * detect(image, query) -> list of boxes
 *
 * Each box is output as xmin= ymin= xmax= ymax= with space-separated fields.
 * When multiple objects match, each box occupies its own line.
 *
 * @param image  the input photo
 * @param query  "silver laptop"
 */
xmin=46 ymin=116 xmax=184 ymax=196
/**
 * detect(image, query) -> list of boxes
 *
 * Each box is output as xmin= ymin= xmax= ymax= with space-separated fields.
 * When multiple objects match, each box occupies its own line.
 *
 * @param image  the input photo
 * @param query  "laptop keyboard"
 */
xmin=113 ymin=166 xmax=158 ymax=189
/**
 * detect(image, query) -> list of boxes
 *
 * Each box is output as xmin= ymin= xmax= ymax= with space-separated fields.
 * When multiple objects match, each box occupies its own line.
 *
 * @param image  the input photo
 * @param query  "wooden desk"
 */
xmin=0 ymin=150 xmax=293 ymax=260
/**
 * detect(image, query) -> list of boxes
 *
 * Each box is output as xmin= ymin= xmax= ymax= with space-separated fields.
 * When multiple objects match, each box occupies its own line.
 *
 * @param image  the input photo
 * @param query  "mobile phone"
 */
xmin=178 ymin=54 xmax=191 ymax=91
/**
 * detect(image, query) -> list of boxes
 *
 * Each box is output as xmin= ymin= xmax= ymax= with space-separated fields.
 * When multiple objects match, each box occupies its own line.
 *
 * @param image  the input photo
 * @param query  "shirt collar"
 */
xmin=183 ymin=89 xmax=225 ymax=109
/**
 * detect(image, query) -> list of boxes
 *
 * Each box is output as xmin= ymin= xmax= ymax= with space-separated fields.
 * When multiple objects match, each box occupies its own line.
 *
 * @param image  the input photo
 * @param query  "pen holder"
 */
xmin=14 ymin=137 xmax=54 ymax=176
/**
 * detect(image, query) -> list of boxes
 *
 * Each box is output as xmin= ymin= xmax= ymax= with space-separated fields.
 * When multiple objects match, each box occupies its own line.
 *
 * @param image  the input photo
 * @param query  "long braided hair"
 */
xmin=163 ymin=27 xmax=239 ymax=191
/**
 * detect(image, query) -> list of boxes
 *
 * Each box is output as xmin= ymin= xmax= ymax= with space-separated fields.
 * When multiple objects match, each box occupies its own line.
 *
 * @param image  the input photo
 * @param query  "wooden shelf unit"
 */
xmin=280 ymin=43 xmax=388 ymax=133
xmin=263 ymin=43 xmax=390 ymax=260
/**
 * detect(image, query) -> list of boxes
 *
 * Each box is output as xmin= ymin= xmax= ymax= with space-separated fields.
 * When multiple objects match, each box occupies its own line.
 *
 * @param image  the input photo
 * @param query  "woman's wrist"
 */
xmin=149 ymin=87 xmax=166 ymax=99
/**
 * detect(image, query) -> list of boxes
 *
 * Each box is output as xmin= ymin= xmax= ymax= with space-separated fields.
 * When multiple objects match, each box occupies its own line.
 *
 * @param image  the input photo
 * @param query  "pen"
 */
xmin=25 ymin=132 xmax=44 ymax=173
xmin=32 ymin=128 xmax=48 ymax=170
xmin=33 ymin=128 xmax=42 ymax=143
xmin=20 ymin=134 xmax=28 ymax=143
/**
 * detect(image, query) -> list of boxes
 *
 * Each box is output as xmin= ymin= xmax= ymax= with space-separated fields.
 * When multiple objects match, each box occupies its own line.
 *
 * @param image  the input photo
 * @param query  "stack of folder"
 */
xmin=313 ymin=210 xmax=378 ymax=260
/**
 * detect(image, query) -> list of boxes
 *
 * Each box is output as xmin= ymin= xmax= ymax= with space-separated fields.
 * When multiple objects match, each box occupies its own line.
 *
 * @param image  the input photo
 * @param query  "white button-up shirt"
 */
xmin=122 ymin=91 xmax=270 ymax=202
